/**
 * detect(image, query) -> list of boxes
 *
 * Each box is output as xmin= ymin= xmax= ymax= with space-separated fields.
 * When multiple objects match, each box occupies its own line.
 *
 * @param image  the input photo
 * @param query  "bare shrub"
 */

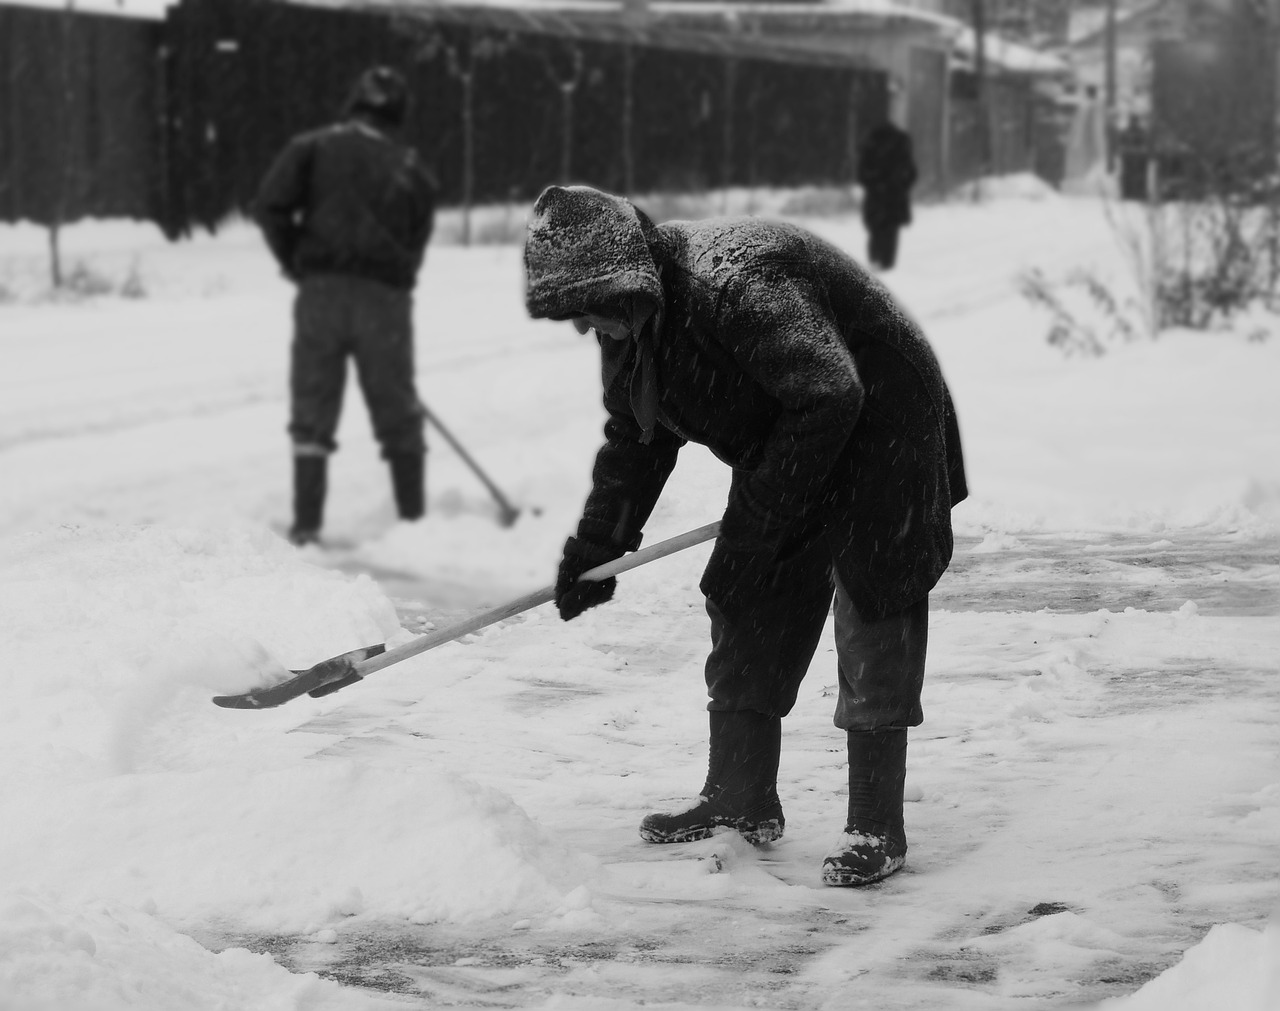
xmin=119 ymin=258 xmax=147 ymax=299
xmin=1017 ymin=266 xmax=1144 ymax=357
xmin=62 ymin=261 xmax=114 ymax=298
xmin=1023 ymin=158 xmax=1280 ymax=355
xmin=1112 ymin=152 xmax=1280 ymax=332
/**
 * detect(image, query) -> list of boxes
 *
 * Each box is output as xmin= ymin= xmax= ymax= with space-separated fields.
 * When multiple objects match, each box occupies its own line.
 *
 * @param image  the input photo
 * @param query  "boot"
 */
xmin=388 ymin=452 xmax=425 ymax=521
xmin=822 ymin=728 xmax=908 ymax=886
xmin=639 ymin=710 xmax=785 ymax=845
xmin=288 ymin=455 xmax=327 ymax=546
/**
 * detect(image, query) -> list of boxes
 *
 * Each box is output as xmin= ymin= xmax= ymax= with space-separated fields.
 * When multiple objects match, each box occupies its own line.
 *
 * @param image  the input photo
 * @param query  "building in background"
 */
xmin=1149 ymin=0 xmax=1278 ymax=197
xmin=0 ymin=0 xmax=1080 ymax=238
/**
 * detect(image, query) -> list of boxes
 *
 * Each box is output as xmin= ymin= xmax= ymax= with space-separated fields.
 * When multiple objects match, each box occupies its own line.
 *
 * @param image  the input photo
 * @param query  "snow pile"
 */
xmin=0 ymin=892 xmax=387 ymax=1011
xmin=0 ymin=520 xmax=596 ymax=942
xmin=1103 ymin=921 xmax=1280 ymax=1011
xmin=952 ymin=171 xmax=1060 ymax=202
xmin=0 ymin=520 xmax=397 ymax=707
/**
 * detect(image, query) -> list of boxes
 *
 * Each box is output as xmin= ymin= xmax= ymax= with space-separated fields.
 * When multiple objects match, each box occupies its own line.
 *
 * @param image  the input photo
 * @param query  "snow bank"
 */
xmin=951 ymin=172 xmax=1061 ymax=202
xmin=1102 ymin=920 xmax=1280 ymax=1011
xmin=0 ymin=891 xmax=386 ymax=1011
xmin=0 ymin=521 xmax=596 ymax=940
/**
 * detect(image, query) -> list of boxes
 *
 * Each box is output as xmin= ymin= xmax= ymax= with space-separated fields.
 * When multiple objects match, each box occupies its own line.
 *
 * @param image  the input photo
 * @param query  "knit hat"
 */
xmin=523 ymin=185 xmax=664 ymax=329
xmin=344 ymin=66 xmax=409 ymax=127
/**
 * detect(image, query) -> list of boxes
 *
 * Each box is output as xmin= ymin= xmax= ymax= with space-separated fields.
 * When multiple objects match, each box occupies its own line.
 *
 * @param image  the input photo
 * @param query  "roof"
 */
xmin=325 ymin=0 xmax=957 ymax=68
xmin=952 ymin=25 xmax=1069 ymax=76
xmin=0 ymin=0 xmax=169 ymax=19
xmin=1067 ymin=0 xmax=1173 ymax=48
xmin=355 ymin=0 xmax=954 ymax=25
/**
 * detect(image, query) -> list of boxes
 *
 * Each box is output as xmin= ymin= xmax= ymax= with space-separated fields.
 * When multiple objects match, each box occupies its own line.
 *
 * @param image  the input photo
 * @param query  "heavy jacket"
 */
xmin=857 ymin=123 xmax=918 ymax=230
xmin=253 ymin=117 xmax=436 ymax=290
xmin=524 ymin=186 xmax=966 ymax=618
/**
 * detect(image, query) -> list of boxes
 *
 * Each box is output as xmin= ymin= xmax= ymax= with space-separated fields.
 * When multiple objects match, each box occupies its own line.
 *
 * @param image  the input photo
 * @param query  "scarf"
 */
xmin=600 ymin=303 xmax=661 ymax=444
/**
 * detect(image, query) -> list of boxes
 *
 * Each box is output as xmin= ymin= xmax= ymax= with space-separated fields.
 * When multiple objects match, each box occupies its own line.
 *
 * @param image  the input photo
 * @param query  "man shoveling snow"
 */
xmin=523 ymin=184 xmax=967 ymax=887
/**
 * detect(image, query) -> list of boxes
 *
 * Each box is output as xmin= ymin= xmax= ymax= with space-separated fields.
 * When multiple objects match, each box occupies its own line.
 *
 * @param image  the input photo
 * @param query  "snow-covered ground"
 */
xmin=1 ymin=181 xmax=1277 ymax=1010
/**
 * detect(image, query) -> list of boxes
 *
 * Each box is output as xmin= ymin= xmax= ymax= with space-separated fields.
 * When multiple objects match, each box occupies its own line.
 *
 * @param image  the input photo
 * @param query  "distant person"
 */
xmin=252 ymin=66 xmax=437 ymax=546
xmin=523 ymin=185 xmax=967 ymax=887
xmin=1119 ymin=115 xmax=1150 ymax=202
xmin=857 ymin=119 xmax=918 ymax=270
xmin=1062 ymin=86 xmax=1110 ymax=196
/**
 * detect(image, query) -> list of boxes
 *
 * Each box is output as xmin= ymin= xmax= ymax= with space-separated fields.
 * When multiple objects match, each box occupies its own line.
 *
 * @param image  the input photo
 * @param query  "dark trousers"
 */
xmin=867 ymin=225 xmax=901 ymax=270
xmin=702 ymin=534 xmax=928 ymax=731
xmin=290 ymin=275 xmax=425 ymax=458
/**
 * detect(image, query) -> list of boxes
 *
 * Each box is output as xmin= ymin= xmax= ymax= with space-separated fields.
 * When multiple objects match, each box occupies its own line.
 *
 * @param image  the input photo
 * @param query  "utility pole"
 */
xmin=541 ymin=46 xmax=584 ymax=184
xmin=51 ymin=0 xmax=77 ymax=288
xmin=1104 ymin=0 xmax=1118 ymax=170
xmin=970 ymin=0 xmax=993 ymax=189
xmin=1270 ymin=0 xmax=1280 ymax=178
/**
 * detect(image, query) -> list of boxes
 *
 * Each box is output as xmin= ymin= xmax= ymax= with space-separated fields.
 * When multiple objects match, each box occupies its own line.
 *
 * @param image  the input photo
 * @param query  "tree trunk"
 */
xmin=970 ymin=0 xmax=992 ymax=196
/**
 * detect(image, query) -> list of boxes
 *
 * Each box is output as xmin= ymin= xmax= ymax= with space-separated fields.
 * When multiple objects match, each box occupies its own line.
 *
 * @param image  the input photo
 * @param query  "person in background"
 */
xmin=253 ymin=66 xmax=437 ymax=546
xmin=857 ymin=118 xmax=918 ymax=270
xmin=523 ymin=184 xmax=966 ymax=886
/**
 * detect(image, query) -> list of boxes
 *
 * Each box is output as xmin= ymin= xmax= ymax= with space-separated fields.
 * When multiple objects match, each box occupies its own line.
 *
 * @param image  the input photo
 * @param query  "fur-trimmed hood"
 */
xmin=523 ymin=185 xmax=664 ymax=326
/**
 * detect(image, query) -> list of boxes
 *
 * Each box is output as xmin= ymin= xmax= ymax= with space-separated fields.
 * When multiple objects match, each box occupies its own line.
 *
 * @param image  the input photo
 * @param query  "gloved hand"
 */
xmin=555 ymin=536 xmax=624 ymax=621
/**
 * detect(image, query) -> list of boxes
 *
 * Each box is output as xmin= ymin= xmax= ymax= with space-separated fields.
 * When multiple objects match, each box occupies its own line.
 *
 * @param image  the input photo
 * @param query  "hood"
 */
xmin=523 ymin=185 xmax=664 ymax=328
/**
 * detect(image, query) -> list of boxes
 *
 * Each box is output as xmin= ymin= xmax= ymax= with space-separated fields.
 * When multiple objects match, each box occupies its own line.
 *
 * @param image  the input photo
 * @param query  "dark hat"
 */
xmin=344 ymin=66 xmax=409 ymax=126
xmin=523 ymin=185 xmax=664 ymax=326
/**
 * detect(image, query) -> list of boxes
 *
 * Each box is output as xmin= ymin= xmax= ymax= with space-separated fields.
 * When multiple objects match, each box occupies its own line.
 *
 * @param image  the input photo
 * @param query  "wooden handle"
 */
xmin=422 ymin=403 xmax=521 ymax=519
xmin=353 ymin=520 xmax=720 ymax=677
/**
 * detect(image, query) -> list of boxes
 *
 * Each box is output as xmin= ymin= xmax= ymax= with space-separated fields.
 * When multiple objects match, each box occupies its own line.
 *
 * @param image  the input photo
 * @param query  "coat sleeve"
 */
xmin=574 ymin=342 xmax=685 ymax=551
xmin=252 ymin=137 xmax=313 ymax=277
xmin=714 ymin=269 xmax=864 ymax=552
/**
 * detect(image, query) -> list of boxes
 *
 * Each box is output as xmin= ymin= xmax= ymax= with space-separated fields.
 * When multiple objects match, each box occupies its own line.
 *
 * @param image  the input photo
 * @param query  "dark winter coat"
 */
xmin=524 ymin=186 xmax=967 ymax=619
xmin=253 ymin=117 xmax=436 ymax=290
xmin=857 ymin=123 xmax=918 ymax=230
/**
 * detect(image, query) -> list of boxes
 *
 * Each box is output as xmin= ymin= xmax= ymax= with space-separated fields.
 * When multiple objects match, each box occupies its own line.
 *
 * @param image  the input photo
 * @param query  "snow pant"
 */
xmin=867 ymin=224 xmax=901 ymax=270
xmin=289 ymin=275 xmax=425 ymax=460
xmin=702 ymin=533 xmax=928 ymax=731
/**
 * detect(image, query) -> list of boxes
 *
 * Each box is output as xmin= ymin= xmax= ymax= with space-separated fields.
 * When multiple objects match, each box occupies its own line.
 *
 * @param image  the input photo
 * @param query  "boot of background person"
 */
xmin=640 ymin=709 xmax=784 ymax=845
xmin=388 ymin=452 xmax=425 ymax=521
xmin=822 ymin=727 xmax=908 ymax=886
xmin=288 ymin=455 xmax=327 ymax=546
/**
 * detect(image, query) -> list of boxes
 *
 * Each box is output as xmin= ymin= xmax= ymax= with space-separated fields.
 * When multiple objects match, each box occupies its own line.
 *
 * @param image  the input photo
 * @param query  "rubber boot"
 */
xmin=388 ymin=452 xmax=425 ymax=521
xmin=822 ymin=728 xmax=908 ymax=886
xmin=639 ymin=710 xmax=785 ymax=845
xmin=288 ymin=456 xmax=327 ymax=546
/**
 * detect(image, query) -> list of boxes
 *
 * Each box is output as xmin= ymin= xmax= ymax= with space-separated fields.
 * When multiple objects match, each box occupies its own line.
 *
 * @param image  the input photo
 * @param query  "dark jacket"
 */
xmin=857 ymin=123 xmax=918 ymax=230
xmin=524 ymin=186 xmax=966 ymax=618
xmin=253 ymin=117 xmax=436 ymax=290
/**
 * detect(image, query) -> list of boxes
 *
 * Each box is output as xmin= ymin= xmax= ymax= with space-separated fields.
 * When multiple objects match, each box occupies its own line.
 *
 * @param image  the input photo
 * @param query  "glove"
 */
xmin=555 ymin=536 xmax=623 ymax=621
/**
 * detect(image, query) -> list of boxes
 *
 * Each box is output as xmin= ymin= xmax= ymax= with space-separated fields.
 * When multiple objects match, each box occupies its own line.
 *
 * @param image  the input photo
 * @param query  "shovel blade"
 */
xmin=211 ymin=643 xmax=386 ymax=710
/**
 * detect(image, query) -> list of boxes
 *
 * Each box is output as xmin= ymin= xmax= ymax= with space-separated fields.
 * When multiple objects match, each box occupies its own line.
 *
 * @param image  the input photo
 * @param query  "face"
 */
xmin=571 ymin=314 xmax=631 ymax=342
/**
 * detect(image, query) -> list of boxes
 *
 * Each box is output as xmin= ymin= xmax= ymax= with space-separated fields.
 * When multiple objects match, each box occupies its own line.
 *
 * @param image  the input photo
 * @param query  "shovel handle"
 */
xmin=421 ymin=402 xmax=522 ymax=523
xmin=352 ymin=520 xmax=721 ymax=678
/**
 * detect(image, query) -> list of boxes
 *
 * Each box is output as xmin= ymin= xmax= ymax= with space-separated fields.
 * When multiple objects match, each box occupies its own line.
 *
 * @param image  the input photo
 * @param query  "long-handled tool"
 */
xmin=421 ymin=402 xmax=524 ymax=527
xmin=212 ymin=520 xmax=720 ymax=709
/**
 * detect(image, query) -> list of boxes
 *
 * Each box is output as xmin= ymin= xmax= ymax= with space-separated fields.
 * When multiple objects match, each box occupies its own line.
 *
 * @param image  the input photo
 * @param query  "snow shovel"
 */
xmin=211 ymin=520 xmax=721 ymax=710
xmin=421 ymin=402 xmax=524 ymax=527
